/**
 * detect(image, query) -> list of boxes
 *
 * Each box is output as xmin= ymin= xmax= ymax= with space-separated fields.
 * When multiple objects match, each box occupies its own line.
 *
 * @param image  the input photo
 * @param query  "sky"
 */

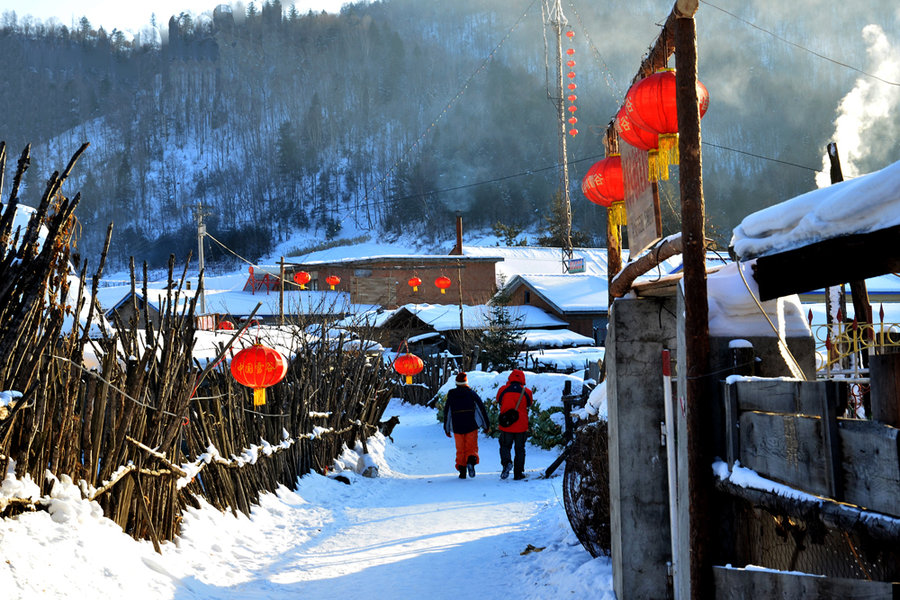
xmin=0 ymin=0 xmax=350 ymax=33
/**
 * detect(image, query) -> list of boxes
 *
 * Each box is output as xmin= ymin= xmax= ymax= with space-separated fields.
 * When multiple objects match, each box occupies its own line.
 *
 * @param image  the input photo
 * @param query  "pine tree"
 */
xmin=479 ymin=281 xmax=525 ymax=372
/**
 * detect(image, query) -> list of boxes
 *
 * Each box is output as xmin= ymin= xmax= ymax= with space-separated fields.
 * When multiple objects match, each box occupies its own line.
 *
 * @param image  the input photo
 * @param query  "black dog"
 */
xmin=378 ymin=415 xmax=400 ymax=441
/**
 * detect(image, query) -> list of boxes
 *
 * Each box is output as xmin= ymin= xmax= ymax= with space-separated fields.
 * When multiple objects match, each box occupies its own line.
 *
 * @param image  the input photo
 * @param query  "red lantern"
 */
xmin=616 ymin=105 xmax=665 ymax=181
xmin=566 ymin=60 xmax=575 ymax=68
xmin=624 ymin=68 xmax=709 ymax=170
xmin=565 ymin=30 xmax=574 ymax=38
xmin=615 ymin=105 xmax=657 ymax=152
xmin=217 ymin=320 xmax=235 ymax=330
xmin=582 ymin=155 xmax=624 ymax=208
xmin=567 ymin=94 xmax=577 ymax=103
xmin=293 ymin=270 xmax=310 ymax=289
xmin=435 ymin=276 xmax=451 ymax=294
xmin=567 ymin=83 xmax=576 ymax=91
xmin=566 ymin=48 xmax=575 ymax=56
xmin=568 ymin=116 xmax=578 ymax=125
xmin=567 ymin=72 xmax=576 ymax=79
xmin=569 ymin=129 xmax=578 ymax=137
xmin=394 ymin=352 xmax=424 ymax=385
xmin=567 ymin=105 xmax=577 ymax=113
xmin=408 ymin=276 xmax=422 ymax=292
xmin=325 ymin=275 xmax=341 ymax=290
xmin=230 ymin=344 xmax=288 ymax=406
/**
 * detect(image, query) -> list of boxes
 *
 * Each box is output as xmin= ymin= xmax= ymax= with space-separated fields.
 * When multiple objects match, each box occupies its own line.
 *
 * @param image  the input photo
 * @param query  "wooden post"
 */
xmin=675 ymin=12 xmax=713 ymax=600
xmin=829 ymin=143 xmax=873 ymax=370
xmin=279 ymin=256 xmax=285 ymax=326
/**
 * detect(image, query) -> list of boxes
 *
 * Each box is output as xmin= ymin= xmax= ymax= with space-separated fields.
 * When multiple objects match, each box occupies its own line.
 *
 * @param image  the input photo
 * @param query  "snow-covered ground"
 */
xmin=0 ymin=400 xmax=613 ymax=600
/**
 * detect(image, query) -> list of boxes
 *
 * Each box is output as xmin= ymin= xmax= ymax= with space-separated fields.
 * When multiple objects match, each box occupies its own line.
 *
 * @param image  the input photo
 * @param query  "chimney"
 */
xmin=450 ymin=212 xmax=463 ymax=255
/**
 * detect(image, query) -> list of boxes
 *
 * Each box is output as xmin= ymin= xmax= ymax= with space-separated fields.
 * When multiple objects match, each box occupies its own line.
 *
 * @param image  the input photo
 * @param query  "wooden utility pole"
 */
xmin=674 ymin=1 xmax=713 ymax=598
xmin=279 ymin=256 xmax=285 ymax=325
xmin=829 ymin=143 xmax=873 ymax=367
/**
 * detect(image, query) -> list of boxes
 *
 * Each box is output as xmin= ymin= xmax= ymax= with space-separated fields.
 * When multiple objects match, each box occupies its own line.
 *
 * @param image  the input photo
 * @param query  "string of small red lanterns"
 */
xmin=565 ymin=30 xmax=577 ymax=137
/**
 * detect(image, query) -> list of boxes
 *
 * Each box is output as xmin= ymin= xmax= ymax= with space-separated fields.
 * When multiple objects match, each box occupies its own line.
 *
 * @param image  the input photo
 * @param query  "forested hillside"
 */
xmin=0 ymin=0 xmax=897 ymax=269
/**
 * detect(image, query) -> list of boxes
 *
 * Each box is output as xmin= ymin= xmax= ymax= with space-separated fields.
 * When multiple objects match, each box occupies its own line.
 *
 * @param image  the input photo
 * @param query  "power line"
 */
xmin=701 ymin=141 xmax=822 ymax=173
xmin=700 ymin=0 xmax=900 ymax=87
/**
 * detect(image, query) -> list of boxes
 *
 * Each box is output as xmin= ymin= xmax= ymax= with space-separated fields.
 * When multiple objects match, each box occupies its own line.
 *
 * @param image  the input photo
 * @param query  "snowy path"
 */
xmin=1 ymin=401 xmax=613 ymax=599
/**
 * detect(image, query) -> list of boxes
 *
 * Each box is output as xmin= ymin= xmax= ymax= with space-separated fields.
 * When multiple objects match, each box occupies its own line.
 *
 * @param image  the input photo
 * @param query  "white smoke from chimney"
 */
xmin=815 ymin=24 xmax=900 ymax=188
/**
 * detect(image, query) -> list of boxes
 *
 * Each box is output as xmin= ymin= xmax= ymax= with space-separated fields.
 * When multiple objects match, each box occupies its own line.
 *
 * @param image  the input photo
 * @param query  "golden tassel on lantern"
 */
xmin=647 ymin=149 xmax=670 ymax=182
xmin=253 ymin=388 xmax=266 ymax=406
xmin=607 ymin=201 xmax=627 ymax=249
xmin=658 ymin=132 xmax=679 ymax=168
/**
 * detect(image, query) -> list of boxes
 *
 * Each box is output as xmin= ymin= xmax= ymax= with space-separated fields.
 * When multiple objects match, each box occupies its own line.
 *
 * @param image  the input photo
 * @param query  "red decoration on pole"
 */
xmin=435 ymin=276 xmax=451 ymax=294
xmin=230 ymin=344 xmax=288 ymax=406
xmin=567 ymin=94 xmax=577 ymax=103
xmin=567 ymin=72 xmax=576 ymax=79
xmin=566 ymin=60 xmax=575 ymax=68
xmin=325 ymin=275 xmax=341 ymax=290
xmin=624 ymin=68 xmax=709 ymax=174
xmin=582 ymin=155 xmax=624 ymax=208
xmin=394 ymin=352 xmax=424 ymax=384
xmin=568 ymin=116 xmax=578 ymax=125
xmin=293 ymin=271 xmax=311 ymax=289
xmin=408 ymin=276 xmax=422 ymax=292
xmin=566 ymin=48 xmax=575 ymax=56
xmin=565 ymin=30 xmax=574 ymax=38
xmin=567 ymin=83 xmax=576 ymax=91
xmin=615 ymin=105 xmax=665 ymax=181
xmin=569 ymin=129 xmax=578 ymax=137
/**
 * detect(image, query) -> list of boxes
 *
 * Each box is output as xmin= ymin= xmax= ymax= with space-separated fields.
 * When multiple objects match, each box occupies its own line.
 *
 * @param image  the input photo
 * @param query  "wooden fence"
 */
xmin=0 ymin=144 xmax=393 ymax=548
xmin=716 ymin=377 xmax=900 ymax=596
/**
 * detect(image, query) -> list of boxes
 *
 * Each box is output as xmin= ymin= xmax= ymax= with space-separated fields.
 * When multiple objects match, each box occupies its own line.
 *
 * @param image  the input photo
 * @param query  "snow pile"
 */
xmin=705 ymin=261 xmax=810 ymax=338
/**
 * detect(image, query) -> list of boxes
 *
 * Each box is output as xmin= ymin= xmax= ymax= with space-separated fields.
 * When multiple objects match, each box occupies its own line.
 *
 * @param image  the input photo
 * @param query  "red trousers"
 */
xmin=453 ymin=431 xmax=479 ymax=468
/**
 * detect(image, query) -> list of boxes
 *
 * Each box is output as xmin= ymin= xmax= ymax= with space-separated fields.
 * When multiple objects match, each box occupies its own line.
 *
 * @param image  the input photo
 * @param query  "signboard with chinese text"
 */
xmin=621 ymin=143 xmax=663 ymax=255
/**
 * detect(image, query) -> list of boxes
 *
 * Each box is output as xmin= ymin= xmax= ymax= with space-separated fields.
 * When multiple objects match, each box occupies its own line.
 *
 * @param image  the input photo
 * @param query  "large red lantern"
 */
xmin=408 ymin=276 xmax=422 ymax=292
xmin=293 ymin=271 xmax=310 ymax=289
xmin=582 ymin=155 xmax=624 ymax=208
xmin=394 ymin=352 xmax=424 ymax=384
xmin=616 ymin=105 xmax=665 ymax=181
xmin=624 ymin=68 xmax=709 ymax=174
xmin=217 ymin=320 xmax=235 ymax=330
xmin=435 ymin=276 xmax=451 ymax=294
xmin=325 ymin=275 xmax=341 ymax=290
xmin=230 ymin=344 xmax=288 ymax=406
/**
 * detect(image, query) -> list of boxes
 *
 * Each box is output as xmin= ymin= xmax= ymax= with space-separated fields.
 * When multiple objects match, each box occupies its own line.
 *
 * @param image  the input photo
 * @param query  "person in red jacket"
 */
xmin=443 ymin=372 xmax=490 ymax=479
xmin=494 ymin=369 xmax=533 ymax=480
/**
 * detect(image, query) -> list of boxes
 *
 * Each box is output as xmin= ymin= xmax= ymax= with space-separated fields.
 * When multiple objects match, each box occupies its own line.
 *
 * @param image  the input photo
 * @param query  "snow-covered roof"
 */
xmin=384 ymin=303 xmax=567 ymax=332
xmin=730 ymin=159 xmax=900 ymax=260
xmin=462 ymin=245 xmax=610 ymax=281
xmin=504 ymin=274 xmax=608 ymax=315
xmin=518 ymin=328 xmax=595 ymax=348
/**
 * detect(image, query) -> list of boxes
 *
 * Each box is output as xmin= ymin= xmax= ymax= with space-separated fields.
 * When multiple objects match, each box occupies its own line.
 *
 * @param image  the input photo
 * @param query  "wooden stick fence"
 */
xmin=0 ymin=144 xmax=393 ymax=547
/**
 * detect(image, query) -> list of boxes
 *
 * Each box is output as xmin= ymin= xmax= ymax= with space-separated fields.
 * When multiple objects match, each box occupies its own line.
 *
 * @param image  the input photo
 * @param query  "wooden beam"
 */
xmin=713 ymin=565 xmax=900 ymax=599
xmin=609 ymin=234 xmax=682 ymax=298
xmin=753 ymin=223 xmax=900 ymax=301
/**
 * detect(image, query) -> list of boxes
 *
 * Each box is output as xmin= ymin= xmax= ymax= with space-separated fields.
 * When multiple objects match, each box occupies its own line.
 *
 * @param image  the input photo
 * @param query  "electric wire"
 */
xmin=700 ymin=0 xmax=900 ymax=87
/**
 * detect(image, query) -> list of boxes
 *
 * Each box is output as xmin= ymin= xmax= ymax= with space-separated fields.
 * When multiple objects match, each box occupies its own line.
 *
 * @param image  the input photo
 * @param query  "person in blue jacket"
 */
xmin=443 ymin=372 xmax=491 ymax=479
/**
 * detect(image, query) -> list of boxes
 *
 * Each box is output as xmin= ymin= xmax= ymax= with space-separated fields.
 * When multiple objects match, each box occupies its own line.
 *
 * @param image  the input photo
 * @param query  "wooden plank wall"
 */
xmin=723 ymin=379 xmax=900 ymax=517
